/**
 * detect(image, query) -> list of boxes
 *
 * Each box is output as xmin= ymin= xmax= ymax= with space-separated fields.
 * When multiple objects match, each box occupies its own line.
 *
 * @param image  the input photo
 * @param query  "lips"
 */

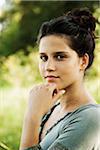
xmin=45 ymin=75 xmax=59 ymax=82
xmin=45 ymin=75 xmax=59 ymax=78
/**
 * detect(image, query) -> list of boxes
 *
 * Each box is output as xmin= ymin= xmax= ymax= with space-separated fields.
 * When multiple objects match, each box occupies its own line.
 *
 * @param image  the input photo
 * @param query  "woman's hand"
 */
xmin=20 ymin=84 xmax=65 ymax=149
xmin=27 ymin=83 xmax=65 ymax=119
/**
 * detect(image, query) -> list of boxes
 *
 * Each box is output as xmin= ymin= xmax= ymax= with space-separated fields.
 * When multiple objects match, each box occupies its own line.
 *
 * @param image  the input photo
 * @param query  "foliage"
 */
xmin=0 ymin=39 xmax=100 ymax=88
xmin=0 ymin=1 xmax=100 ymax=87
xmin=0 ymin=37 xmax=100 ymax=87
xmin=0 ymin=47 xmax=42 ymax=87
xmin=0 ymin=1 xmax=99 ymax=56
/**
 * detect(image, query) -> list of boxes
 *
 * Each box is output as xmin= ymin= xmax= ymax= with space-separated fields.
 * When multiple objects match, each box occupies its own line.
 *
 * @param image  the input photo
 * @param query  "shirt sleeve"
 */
xmin=24 ymin=144 xmax=42 ymax=150
xmin=23 ymin=143 xmax=68 ymax=150
xmin=47 ymin=107 xmax=100 ymax=150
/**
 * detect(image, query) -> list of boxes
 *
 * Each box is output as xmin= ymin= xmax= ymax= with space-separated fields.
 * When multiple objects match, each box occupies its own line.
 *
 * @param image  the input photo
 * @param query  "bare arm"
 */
xmin=19 ymin=111 xmax=42 ymax=150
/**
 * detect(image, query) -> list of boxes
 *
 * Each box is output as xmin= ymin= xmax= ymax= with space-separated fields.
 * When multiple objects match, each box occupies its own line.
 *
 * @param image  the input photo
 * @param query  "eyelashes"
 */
xmin=40 ymin=55 xmax=48 ymax=62
xmin=40 ymin=55 xmax=67 ymax=62
xmin=54 ymin=55 xmax=65 ymax=60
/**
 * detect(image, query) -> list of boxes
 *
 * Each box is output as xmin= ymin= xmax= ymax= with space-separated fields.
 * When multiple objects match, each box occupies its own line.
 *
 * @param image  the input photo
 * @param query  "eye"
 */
xmin=55 ymin=55 xmax=65 ymax=61
xmin=40 ymin=55 xmax=48 ymax=62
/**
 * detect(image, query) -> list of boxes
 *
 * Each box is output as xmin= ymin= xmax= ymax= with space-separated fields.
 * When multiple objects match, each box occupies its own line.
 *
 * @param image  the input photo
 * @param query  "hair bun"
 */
xmin=67 ymin=8 xmax=96 ymax=32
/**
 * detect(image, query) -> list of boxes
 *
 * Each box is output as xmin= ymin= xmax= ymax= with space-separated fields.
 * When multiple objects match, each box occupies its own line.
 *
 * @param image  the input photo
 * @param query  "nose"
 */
xmin=45 ymin=58 xmax=56 ymax=72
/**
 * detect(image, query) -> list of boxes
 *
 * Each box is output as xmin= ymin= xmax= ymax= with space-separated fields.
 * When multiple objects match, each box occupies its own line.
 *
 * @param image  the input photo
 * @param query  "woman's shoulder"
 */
xmin=69 ymin=103 xmax=100 ymax=115
xmin=77 ymin=103 xmax=100 ymax=123
xmin=58 ymin=103 xmax=100 ymax=145
xmin=74 ymin=103 xmax=100 ymax=117
xmin=61 ymin=103 xmax=100 ymax=130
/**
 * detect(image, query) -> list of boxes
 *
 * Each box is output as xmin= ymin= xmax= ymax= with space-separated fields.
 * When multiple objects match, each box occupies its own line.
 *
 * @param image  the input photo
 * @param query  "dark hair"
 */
xmin=37 ymin=8 xmax=96 ymax=69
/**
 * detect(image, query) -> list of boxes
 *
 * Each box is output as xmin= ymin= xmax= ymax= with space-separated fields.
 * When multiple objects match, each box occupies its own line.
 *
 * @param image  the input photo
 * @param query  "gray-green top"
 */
xmin=24 ymin=104 xmax=100 ymax=150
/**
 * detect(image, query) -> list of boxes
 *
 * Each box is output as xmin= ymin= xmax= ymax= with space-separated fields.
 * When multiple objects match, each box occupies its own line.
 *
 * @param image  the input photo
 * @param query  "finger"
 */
xmin=53 ymin=90 xmax=66 ymax=101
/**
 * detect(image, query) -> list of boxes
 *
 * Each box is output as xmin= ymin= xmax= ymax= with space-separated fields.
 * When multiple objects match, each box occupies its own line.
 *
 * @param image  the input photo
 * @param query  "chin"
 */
xmin=46 ymin=81 xmax=67 ymax=90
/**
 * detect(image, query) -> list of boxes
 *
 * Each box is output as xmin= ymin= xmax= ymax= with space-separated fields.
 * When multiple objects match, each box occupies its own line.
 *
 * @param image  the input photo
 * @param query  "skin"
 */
xmin=39 ymin=35 xmax=95 ymax=112
xmin=19 ymin=34 xmax=96 ymax=150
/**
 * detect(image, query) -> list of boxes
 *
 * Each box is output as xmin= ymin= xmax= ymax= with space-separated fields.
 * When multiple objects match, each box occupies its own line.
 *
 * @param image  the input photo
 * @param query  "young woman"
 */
xmin=19 ymin=8 xmax=100 ymax=150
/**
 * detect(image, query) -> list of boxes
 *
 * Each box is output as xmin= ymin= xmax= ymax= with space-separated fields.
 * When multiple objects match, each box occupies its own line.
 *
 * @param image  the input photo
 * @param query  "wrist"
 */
xmin=24 ymin=110 xmax=42 ymax=125
xmin=20 ymin=111 xmax=41 ymax=148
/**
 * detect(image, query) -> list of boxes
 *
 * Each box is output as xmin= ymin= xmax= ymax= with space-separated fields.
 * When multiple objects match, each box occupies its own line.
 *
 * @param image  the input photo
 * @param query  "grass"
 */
xmin=0 ymin=78 xmax=100 ymax=150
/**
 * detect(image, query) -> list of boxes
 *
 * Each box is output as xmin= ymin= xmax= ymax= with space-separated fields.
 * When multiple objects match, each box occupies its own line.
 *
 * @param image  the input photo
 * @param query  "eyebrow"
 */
xmin=39 ymin=51 xmax=69 ymax=55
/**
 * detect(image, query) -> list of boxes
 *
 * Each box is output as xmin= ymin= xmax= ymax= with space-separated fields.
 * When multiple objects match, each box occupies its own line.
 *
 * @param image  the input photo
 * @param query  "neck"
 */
xmin=59 ymin=81 xmax=96 ymax=113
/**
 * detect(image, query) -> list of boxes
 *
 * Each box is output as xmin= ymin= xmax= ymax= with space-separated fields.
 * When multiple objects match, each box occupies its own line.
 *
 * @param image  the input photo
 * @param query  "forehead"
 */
xmin=39 ymin=35 xmax=72 ymax=53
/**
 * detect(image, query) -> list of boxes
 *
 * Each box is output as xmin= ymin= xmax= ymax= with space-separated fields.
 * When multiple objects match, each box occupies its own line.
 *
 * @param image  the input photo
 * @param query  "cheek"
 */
xmin=59 ymin=61 xmax=79 ymax=77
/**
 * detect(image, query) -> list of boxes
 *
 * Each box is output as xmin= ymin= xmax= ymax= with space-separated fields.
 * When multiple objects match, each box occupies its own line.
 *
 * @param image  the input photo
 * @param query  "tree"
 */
xmin=0 ymin=1 xmax=99 ymax=58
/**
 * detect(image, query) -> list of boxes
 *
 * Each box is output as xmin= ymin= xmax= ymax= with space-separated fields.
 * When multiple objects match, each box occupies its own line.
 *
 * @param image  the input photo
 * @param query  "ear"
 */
xmin=79 ymin=53 xmax=89 ymax=71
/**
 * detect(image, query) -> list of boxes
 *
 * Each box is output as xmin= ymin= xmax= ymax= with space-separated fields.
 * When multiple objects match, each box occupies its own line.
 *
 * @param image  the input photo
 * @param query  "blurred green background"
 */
xmin=0 ymin=0 xmax=100 ymax=150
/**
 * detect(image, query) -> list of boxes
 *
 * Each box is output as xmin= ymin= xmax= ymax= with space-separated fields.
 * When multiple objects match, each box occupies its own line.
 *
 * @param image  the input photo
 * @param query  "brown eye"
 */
xmin=55 ymin=55 xmax=65 ymax=61
xmin=40 ymin=55 xmax=48 ymax=62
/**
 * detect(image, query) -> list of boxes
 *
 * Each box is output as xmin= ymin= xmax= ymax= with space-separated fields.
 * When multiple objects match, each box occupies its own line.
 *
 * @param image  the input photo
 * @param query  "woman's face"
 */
xmin=39 ymin=35 xmax=83 ymax=90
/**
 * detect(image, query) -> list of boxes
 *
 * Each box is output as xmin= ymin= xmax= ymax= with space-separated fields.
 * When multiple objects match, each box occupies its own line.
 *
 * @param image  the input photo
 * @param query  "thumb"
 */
xmin=53 ymin=90 xmax=65 ymax=101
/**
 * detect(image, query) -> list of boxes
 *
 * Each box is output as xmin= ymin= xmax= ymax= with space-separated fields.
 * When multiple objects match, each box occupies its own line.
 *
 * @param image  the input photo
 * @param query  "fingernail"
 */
xmin=61 ymin=90 xmax=66 ymax=94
